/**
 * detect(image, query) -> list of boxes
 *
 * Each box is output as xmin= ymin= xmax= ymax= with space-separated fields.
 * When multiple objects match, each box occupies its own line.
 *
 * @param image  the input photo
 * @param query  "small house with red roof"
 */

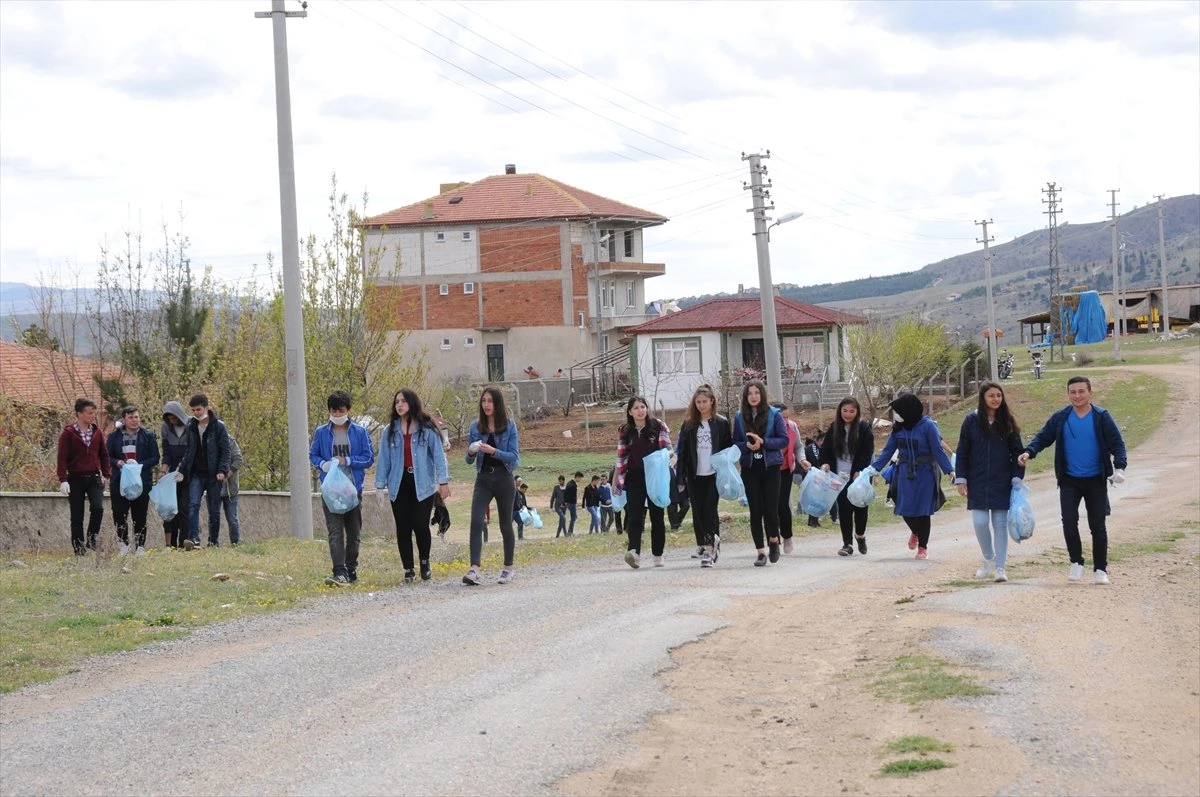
xmin=624 ymin=295 xmax=867 ymax=411
xmin=360 ymin=165 xmax=669 ymax=383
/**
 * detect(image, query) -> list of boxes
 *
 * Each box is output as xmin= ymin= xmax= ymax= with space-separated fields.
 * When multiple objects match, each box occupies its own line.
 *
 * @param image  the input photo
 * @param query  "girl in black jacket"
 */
xmin=954 ymin=382 xmax=1024 ymax=583
xmin=820 ymin=397 xmax=875 ymax=556
xmin=674 ymin=384 xmax=732 ymax=567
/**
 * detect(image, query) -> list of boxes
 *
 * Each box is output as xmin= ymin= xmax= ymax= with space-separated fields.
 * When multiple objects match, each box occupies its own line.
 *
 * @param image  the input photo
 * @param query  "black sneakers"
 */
xmin=768 ymin=541 xmax=781 ymax=563
xmin=420 ymin=560 xmax=432 ymax=581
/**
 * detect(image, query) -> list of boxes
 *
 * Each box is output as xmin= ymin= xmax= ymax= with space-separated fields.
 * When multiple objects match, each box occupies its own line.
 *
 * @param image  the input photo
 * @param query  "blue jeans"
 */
xmin=221 ymin=494 xmax=241 ymax=545
xmin=188 ymin=476 xmax=223 ymax=545
xmin=587 ymin=506 xmax=601 ymax=533
xmin=972 ymin=509 xmax=1009 ymax=568
xmin=566 ymin=504 xmax=578 ymax=536
xmin=554 ymin=506 xmax=567 ymax=537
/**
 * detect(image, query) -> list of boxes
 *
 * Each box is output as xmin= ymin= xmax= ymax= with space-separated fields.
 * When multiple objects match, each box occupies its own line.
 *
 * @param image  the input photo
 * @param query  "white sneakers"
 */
xmin=783 ymin=538 xmax=794 ymax=555
xmin=653 ymin=555 xmax=665 ymax=568
xmin=975 ymin=560 xmax=996 ymax=580
xmin=1067 ymin=563 xmax=1109 ymax=584
xmin=135 ymin=546 xmax=146 ymax=556
xmin=118 ymin=544 xmax=131 ymax=555
xmin=497 ymin=569 xmax=514 ymax=585
xmin=994 ymin=567 xmax=1008 ymax=583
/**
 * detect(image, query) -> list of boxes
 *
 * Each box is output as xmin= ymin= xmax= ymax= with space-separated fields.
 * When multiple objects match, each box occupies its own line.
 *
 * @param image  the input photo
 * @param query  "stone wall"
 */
xmin=0 ymin=491 xmax=400 ymax=553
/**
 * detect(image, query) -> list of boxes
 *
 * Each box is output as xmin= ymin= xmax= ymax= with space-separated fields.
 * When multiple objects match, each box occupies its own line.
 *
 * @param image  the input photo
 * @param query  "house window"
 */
xmin=602 ymin=334 xmax=610 ymax=353
xmin=464 ymin=336 xmax=476 ymax=347
xmin=438 ymin=283 xmax=449 ymax=296
xmin=435 ymin=232 xmax=446 ymax=243
xmin=624 ymin=230 xmax=634 ymax=258
xmin=625 ymin=281 xmax=635 ymax=308
xmin=463 ymin=282 xmax=475 ymax=295
xmin=782 ymin=335 xmax=821 ymax=369
xmin=462 ymin=231 xmax=473 ymax=242
xmin=653 ymin=338 xmax=700 ymax=376
xmin=440 ymin=338 xmax=451 ymax=350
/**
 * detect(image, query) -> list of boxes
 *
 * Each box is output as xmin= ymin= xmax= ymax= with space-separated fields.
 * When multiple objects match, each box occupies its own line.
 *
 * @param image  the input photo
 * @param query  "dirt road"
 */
xmin=561 ymin=355 xmax=1200 ymax=797
xmin=1 ymin=357 xmax=1196 ymax=797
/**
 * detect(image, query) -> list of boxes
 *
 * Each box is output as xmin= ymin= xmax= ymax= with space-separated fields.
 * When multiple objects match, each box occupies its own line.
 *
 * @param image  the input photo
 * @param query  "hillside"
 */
xmin=679 ymin=194 xmax=1200 ymax=341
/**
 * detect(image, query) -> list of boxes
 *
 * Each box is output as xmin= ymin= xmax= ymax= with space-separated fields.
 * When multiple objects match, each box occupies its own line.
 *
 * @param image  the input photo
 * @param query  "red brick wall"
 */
xmin=480 ymin=225 xmax=561 ymax=273
xmin=427 ymin=286 xmax=479 ymax=329
xmin=483 ymin=280 xmax=563 ymax=327
xmin=367 ymin=285 xmax=423 ymax=331
xmin=571 ymin=244 xmax=591 ymax=321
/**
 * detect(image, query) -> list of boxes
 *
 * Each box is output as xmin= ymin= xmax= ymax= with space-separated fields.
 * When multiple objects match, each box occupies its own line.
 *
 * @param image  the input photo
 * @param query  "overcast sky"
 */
xmin=1 ymin=0 xmax=1197 ymax=302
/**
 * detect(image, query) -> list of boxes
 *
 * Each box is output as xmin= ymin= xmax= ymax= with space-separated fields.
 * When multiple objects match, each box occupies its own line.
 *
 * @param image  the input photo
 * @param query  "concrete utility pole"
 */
xmin=1156 ymin=195 xmax=1169 ymax=337
xmin=591 ymin=220 xmax=604 ymax=357
xmin=257 ymin=0 xmax=313 ymax=539
xmin=1108 ymin=188 xmax=1122 ymax=360
xmin=975 ymin=219 xmax=999 ymax=383
xmin=743 ymin=151 xmax=783 ymax=400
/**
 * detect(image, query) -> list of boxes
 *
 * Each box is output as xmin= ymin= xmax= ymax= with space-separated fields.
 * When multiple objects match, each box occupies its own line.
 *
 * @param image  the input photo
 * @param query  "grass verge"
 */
xmin=880 ymin=758 xmax=952 ymax=776
xmin=872 ymin=654 xmax=995 ymax=705
xmin=884 ymin=735 xmax=954 ymax=754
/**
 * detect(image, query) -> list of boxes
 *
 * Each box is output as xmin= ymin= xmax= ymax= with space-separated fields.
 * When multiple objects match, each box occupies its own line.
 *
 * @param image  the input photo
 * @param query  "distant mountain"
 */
xmin=678 ymin=194 xmax=1200 ymax=340
xmin=0 ymin=282 xmax=98 ymax=316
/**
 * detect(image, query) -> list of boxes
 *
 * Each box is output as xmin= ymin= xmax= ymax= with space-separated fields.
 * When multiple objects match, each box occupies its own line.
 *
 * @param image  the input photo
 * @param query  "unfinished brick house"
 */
xmin=361 ymin=165 xmax=669 ymax=382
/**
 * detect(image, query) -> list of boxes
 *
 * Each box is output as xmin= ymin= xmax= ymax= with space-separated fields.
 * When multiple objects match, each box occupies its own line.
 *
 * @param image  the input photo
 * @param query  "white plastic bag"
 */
xmin=798 ymin=469 xmax=844 ymax=517
xmin=120 ymin=462 xmax=144 ymax=500
xmin=321 ymin=465 xmax=359 ymax=514
xmin=711 ymin=446 xmax=745 ymax=502
xmin=846 ymin=466 xmax=877 ymax=508
xmin=529 ymin=508 xmax=544 ymax=529
xmin=1007 ymin=481 xmax=1035 ymax=543
xmin=149 ymin=471 xmax=178 ymax=520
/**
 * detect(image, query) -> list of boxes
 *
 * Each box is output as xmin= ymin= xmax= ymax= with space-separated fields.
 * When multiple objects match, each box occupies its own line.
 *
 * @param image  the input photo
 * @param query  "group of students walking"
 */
xmin=61 ymin=373 xmax=1126 ymax=591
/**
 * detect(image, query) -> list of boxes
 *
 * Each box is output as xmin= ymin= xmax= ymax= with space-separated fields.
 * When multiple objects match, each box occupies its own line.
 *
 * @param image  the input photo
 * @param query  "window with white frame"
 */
xmin=438 ymin=283 xmax=449 ymax=296
xmin=463 ymin=282 xmax=475 ymax=295
xmin=435 ymin=232 xmax=446 ymax=243
xmin=653 ymin=338 xmax=700 ymax=375
xmin=782 ymin=335 xmax=821 ymax=369
xmin=440 ymin=338 xmax=451 ymax=350
xmin=604 ymin=281 xmax=616 ymax=309
xmin=625 ymin=280 xmax=635 ymax=308
xmin=462 ymin=231 xmax=473 ymax=242
xmin=464 ymin=336 xmax=476 ymax=347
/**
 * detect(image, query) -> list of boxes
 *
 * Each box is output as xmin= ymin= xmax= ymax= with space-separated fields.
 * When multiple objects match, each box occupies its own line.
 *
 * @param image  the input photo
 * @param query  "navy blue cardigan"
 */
xmin=954 ymin=412 xmax=1024 ymax=510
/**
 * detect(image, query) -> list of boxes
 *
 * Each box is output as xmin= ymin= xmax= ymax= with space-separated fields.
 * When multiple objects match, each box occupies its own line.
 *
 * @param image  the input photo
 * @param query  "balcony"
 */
xmin=595 ymin=311 xmax=657 ymax=332
xmin=596 ymin=261 xmax=666 ymax=278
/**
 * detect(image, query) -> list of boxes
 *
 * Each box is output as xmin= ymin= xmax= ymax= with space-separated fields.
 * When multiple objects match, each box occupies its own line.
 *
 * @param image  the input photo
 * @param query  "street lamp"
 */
xmin=756 ymin=210 xmax=804 ymax=399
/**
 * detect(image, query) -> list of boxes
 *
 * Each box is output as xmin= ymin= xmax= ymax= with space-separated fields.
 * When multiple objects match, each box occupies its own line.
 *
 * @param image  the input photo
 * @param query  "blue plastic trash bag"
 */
xmin=120 ymin=461 xmax=144 ymax=500
xmin=1007 ymin=481 xmax=1035 ymax=543
xmin=798 ymin=468 xmax=844 ymax=517
xmin=321 ymin=465 xmax=360 ymax=514
xmin=846 ymin=466 xmax=877 ymax=508
xmin=149 ymin=471 xmax=178 ymax=520
xmin=880 ymin=463 xmax=895 ymax=483
xmin=711 ymin=446 xmax=746 ymax=502
xmin=644 ymin=448 xmax=671 ymax=508
xmin=611 ymin=486 xmax=627 ymax=512
xmin=519 ymin=506 xmax=533 ymax=524
xmin=529 ymin=508 xmax=544 ymax=529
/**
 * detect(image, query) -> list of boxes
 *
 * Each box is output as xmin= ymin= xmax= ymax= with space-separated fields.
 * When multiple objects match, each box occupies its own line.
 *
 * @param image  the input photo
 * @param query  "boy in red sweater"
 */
xmin=56 ymin=398 xmax=111 ymax=555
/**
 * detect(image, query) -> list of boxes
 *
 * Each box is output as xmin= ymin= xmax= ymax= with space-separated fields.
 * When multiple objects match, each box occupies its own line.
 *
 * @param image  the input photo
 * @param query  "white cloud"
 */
xmin=0 ymin=0 xmax=1196 ymax=303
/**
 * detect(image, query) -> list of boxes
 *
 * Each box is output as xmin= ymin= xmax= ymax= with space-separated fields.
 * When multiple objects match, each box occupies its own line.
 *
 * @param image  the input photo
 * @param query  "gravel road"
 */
xmin=1 ymin=520 xmax=1027 ymax=797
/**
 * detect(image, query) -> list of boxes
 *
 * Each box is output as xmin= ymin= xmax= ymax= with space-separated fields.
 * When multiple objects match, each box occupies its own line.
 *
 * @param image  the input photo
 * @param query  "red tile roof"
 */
xmin=362 ymin=172 xmax=669 ymax=228
xmin=0 ymin=340 xmax=124 ymax=413
xmin=627 ymin=296 xmax=867 ymax=334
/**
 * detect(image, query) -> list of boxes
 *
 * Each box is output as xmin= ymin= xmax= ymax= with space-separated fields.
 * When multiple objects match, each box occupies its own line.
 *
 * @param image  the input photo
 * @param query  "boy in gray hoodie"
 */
xmin=160 ymin=401 xmax=194 ymax=548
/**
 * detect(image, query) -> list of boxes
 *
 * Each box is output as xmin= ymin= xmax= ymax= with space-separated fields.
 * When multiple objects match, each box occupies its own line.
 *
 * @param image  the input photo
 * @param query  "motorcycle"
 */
xmin=998 ymin=350 xmax=1014 ymax=380
xmin=1030 ymin=350 xmax=1044 ymax=380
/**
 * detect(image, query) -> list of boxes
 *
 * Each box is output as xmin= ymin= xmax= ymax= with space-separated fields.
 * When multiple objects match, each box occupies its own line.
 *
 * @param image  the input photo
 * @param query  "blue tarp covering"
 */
xmin=1070 ymin=291 xmax=1108 ymax=345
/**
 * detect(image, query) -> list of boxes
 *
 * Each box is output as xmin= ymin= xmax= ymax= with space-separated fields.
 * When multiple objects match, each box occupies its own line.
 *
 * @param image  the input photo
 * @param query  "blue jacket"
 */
xmin=375 ymin=421 xmax=450 ymax=502
xmin=183 ymin=409 xmax=231 ymax=479
xmin=309 ymin=421 xmax=376 ymax=492
xmin=1024 ymin=403 xmax=1127 ymax=485
xmin=465 ymin=420 xmax=520 ymax=473
xmin=732 ymin=406 xmax=788 ymax=470
xmin=871 ymin=416 xmax=954 ymax=517
xmin=106 ymin=427 xmax=161 ymax=496
xmin=954 ymin=412 xmax=1025 ymax=510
